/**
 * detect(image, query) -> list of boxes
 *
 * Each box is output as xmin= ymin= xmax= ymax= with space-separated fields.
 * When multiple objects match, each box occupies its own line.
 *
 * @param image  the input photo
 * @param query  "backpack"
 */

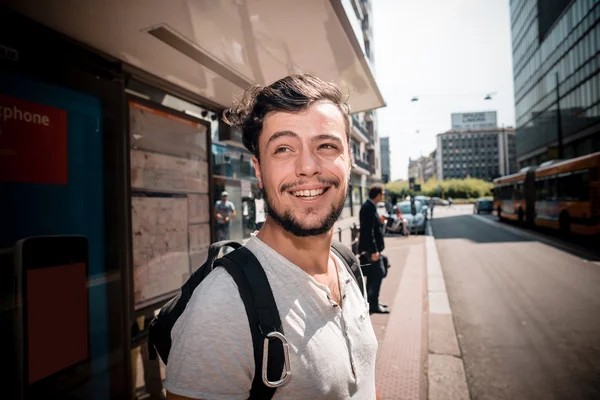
xmin=147 ymin=239 xmax=364 ymax=400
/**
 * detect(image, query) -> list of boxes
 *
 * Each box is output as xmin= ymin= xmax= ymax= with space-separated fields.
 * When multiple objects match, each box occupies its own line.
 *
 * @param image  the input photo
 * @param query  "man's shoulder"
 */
xmin=167 ymin=263 xmax=254 ymax=399
xmin=183 ymin=266 xmax=245 ymax=321
xmin=360 ymin=200 xmax=376 ymax=213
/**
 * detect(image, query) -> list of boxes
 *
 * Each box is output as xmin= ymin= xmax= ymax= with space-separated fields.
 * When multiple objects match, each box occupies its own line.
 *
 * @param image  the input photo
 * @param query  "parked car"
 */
xmin=397 ymin=200 xmax=426 ymax=234
xmin=431 ymin=197 xmax=449 ymax=206
xmin=415 ymin=196 xmax=430 ymax=220
xmin=473 ymin=198 xmax=494 ymax=214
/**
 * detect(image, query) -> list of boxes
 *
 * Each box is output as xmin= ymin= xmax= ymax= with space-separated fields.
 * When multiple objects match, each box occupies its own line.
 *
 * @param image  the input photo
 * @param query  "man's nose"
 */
xmin=295 ymin=149 xmax=321 ymax=177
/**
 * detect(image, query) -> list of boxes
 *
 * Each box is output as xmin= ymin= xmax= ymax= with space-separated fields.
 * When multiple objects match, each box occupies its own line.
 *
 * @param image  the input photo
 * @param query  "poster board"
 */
xmin=129 ymin=102 xmax=211 ymax=310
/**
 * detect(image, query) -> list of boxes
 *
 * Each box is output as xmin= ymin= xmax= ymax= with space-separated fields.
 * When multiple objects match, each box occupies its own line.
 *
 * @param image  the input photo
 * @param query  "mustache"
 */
xmin=280 ymin=177 xmax=340 ymax=193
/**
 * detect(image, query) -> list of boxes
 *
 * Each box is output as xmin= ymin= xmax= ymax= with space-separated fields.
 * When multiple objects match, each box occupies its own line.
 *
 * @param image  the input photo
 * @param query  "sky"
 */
xmin=372 ymin=0 xmax=516 ymax=181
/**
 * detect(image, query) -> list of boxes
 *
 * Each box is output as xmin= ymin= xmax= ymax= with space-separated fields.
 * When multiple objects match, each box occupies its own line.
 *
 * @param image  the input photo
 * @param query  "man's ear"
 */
xmin=252 ymin=157 xmax=263 ymax=188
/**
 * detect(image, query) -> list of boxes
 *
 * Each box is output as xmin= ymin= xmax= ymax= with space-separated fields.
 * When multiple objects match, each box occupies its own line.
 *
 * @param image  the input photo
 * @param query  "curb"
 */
xmin=425 ymin=222 xmax=471 ymax=400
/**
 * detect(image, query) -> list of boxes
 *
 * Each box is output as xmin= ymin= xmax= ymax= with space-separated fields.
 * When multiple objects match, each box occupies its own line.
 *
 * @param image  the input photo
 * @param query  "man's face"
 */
xmin=222 ymin=195 xmax=228 ymax=202
xmin=253 ymin=100 xmax=351 ymax=237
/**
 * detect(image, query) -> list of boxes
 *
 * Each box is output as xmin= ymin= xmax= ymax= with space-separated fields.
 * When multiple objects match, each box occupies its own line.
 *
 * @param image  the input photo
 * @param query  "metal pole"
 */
xmin=555 ymin=72 xmax=564 ymax=160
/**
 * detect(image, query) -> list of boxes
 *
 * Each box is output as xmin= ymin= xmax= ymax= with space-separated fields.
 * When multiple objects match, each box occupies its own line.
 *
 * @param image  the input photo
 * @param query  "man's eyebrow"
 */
xmin=311 ymin=134 xmax=343 ymax=144
xmin=266 ymin=130 xmax=299 ymax=147
xmin=266 ymin=131 xmax=344 ymax=147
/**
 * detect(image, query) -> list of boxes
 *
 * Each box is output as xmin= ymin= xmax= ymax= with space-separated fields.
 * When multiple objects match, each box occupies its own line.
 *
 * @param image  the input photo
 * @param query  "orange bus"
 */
xmin=492 ymin=170 xmax=530 ymax=223
xmin=493 ymin=151 xmax=600 ymax=235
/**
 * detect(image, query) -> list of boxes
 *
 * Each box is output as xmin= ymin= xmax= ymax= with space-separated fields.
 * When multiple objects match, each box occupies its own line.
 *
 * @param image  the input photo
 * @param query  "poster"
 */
xmin=0 ymin=94 xmax=68 ymax=184
xmin=129 ymin=101 xmax=207 ymax=161
xmin=131 ymin=196 xmax=189 ymax=309
xmin=129 ymin=101 xmax=211 ymax=309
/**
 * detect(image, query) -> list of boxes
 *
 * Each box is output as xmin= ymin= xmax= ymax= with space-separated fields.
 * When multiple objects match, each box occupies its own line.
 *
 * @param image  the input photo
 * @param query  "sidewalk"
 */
xmin=373 ymin=223 xmax=470 ymax=400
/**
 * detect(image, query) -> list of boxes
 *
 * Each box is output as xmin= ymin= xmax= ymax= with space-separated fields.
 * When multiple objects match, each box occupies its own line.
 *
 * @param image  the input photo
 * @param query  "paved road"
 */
xmin=432 ymin=205 xmax=600 ymax=400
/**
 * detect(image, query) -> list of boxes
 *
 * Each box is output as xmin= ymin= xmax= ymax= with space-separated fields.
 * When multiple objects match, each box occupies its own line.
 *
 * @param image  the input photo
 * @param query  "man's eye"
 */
xmin=274 ymin=147 xmax=291 ymax=154
xmin=319 ymin=144 xmax=338 ymax=150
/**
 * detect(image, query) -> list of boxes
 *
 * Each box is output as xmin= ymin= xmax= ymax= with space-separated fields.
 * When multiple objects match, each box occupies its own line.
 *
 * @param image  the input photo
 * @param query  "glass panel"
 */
xmin=0 ymin=72 xmax=124 ymax=399
xmin=128 ymin=101 xmax=210 ymax=399
xmin=129 ymin=101 xmax=210 ymax=310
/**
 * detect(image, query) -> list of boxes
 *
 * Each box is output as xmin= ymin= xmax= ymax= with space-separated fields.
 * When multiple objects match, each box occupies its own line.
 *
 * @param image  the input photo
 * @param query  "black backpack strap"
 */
xmin=205 ymin=240 xmax=243 ymax=274
xmin=215 ymin=247 xmax=286 ymax=400
xmin=331 ymin=240 xmax=365 ymax=297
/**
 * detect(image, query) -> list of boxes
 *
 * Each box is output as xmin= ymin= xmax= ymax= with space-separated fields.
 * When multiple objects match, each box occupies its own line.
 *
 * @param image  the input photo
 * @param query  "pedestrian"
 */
xmin=359 ymin=184 xmax=390 ymax=314
xmin=214 ymin=191 xmax=236 ymax=241
xmin=215 ymin=191 xmax=237 ymax=255
xmin=165 ymin=74 xmax=378 ymax=399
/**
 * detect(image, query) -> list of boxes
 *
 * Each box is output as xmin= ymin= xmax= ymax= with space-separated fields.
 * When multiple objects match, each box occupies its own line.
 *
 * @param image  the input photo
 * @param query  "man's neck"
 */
xmin=256 ymin=218 xmax=333 ymax=275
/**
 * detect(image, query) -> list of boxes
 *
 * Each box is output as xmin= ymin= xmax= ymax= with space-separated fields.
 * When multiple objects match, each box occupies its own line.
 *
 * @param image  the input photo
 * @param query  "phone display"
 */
xmin=15 ymin=235 xmax=90 ymax=395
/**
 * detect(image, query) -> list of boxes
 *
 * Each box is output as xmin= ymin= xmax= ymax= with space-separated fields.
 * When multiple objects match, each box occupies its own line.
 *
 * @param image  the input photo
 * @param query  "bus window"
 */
xmin=548 ymin=177 xmax=557 ymax=201
xmin=536 ymin=179 xmax=544 ymax=200
xmin=514 ymin=182 xmax=524 ymax=200
xmin=558 ymin=170 xmax=590 ymax=201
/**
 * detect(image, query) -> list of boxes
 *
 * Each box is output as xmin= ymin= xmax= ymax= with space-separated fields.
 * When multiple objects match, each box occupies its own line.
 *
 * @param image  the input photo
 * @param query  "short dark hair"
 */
xmin=368 ymin=184 xmax=385 ymax=199
xmin=223 ymin=74 xmax=350 ymax=160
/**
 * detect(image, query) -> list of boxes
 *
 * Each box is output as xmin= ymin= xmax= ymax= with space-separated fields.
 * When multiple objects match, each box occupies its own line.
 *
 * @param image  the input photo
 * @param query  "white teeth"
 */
xmin=292 ymin=188 xmax=325 ymax=197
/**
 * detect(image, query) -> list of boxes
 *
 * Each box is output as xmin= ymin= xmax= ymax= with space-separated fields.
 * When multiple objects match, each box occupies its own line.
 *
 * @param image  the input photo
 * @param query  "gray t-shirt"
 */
xmin=215 ymin=200 xmax=235 ymax=224
xmin=164 ymin=235 xmax=378 ymax=399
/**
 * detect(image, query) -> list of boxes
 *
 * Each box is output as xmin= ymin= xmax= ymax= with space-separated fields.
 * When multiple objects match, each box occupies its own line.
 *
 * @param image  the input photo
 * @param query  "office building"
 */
xmin=408 ymin=157 xmax=425 ymax=183
xmin=408 ymin=152 xmax=437 ymax=184
xmin=510 ymin=0 xmax=600 ymax=168
xmin=436 ymin=127 xmax=517 ymax=181
xmin=380 ymin=137 xmax=391 ymax=183
xmin=408 ymin=151 xmax=436 ymax=184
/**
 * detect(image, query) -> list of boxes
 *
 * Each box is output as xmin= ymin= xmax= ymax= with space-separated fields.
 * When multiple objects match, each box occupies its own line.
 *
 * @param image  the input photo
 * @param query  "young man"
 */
xmin=165 ymin=74 xmax=378 ymax=399
xmin=359 ymin=184 xmax=389 ymax=314
xmin=214 ymin=191 xmax=236 ymax=241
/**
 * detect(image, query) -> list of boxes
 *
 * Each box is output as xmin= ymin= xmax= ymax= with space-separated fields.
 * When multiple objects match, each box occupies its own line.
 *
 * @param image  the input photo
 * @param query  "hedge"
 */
xmin=386 ymin=178 xmax=493 ymax=200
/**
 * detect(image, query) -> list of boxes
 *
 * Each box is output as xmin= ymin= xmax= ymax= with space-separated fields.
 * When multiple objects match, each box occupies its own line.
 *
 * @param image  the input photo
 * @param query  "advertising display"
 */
xmin=0 ymin=94 xmax=68 ymax=184
xmin=451 ymin=111 xmax=497 ymax=130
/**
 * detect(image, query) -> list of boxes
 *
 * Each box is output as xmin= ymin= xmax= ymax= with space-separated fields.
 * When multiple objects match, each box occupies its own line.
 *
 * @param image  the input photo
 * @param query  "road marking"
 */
xmin=472 ymin=214 xmax=599 ymax=261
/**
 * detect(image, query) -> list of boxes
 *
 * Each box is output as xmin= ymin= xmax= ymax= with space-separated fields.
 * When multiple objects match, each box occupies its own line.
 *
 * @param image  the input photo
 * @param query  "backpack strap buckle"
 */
xmin=262 ymin=331 xmax=291 ymax=388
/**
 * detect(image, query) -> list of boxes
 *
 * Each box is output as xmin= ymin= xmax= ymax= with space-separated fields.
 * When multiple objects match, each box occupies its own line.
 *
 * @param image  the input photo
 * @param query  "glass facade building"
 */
xmin=510 ymin=0 xmax=600 ymax=167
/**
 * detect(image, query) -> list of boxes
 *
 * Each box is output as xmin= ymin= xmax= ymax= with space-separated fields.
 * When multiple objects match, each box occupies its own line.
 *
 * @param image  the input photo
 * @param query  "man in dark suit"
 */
xmin=359 ymin=184 xmax=390 ymax=314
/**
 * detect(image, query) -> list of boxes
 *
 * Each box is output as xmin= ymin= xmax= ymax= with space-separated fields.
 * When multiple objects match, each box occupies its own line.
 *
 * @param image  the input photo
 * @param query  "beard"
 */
xmin=262 ymin=179 xmax=348 ymax=237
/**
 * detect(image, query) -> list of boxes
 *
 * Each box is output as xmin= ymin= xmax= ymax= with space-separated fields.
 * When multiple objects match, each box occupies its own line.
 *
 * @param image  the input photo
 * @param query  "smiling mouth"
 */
xmin=290 ymin=187 xmax=330 ymax=199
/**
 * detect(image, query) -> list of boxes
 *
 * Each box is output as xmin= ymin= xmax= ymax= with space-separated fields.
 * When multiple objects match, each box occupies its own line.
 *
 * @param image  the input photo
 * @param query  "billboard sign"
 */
xmin=451 ymin=111 xmax=497 ymax=130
